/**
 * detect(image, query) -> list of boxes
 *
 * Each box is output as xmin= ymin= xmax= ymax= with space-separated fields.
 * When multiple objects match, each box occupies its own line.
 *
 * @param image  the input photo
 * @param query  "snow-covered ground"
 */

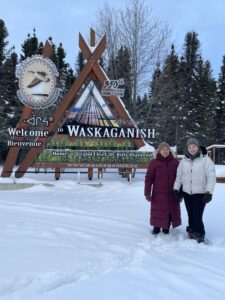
xmin=0 ymin=167 xmax=225 ymax=300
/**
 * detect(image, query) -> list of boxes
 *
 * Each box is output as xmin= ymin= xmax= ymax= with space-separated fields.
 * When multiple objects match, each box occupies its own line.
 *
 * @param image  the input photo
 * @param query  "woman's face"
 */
xmin=160 ymin=147 xmax=170 ymax=158
xmin=188 ymin=144 xmax=199 ymax=155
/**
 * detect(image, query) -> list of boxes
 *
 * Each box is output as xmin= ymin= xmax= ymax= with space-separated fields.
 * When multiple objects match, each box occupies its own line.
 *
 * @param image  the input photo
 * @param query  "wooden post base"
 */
xmin=55 ymin=167 xmax=61 ymax=180
xmin=88 ymin=167 xmax=93 ymax=180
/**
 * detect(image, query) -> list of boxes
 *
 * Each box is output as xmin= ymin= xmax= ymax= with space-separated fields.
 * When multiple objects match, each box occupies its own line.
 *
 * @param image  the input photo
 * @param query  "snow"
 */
xmin=215 ymin=165 xmax=225 ymax=177
xmin=0 ymin=167 xmax=225 ymax=300
xmin=137 ymin=141 xmax=155 ymax=151
xmin=207 ymin=145 xmax=225 ymax=149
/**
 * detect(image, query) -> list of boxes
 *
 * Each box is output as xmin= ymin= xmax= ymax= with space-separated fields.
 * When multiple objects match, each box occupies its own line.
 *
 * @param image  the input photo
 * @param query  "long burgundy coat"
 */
xmin=144 ymin=153 xmax=181 ymax=229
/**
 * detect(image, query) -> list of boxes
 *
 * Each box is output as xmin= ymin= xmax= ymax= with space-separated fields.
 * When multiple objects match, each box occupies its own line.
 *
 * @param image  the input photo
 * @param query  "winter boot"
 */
xmin=192 ymin=231 xmax=205 ymax=243
xmin=162 ymin=222 xmax=171 ymax=234
xmin=186 ymin=226 xmax=194 ymax=239
xmin=152 ymin=227 xmax=160 ymax=235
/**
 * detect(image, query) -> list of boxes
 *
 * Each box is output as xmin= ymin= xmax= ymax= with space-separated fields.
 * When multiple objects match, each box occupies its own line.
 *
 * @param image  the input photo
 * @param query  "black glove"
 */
xmin=202 ymin=192 xmax=212 ymax=204
xmin=173 ymin=190 xmax=182 ymax=202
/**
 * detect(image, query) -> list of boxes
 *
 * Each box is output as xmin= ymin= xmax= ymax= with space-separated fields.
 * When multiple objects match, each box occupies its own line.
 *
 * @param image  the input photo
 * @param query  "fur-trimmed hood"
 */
xmin=153 ymin=148 xmax=176 ymax=159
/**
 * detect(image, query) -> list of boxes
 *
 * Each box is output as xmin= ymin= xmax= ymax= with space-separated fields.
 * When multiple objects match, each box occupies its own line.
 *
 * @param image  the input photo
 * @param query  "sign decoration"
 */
xmin=36 ymin=149 xmax=153 ymax=166
xmin=16 ymin=55 xmax=60 ymax=109
xmin=101 ymin=78 xmax=125 ymax=97
xmin=1 ymin=29 xmax=148 ymax=179
xmin=58 ymin=124 xmax=156 ymax=139
xmin=23 ymin=114 xmax=54 ymax=126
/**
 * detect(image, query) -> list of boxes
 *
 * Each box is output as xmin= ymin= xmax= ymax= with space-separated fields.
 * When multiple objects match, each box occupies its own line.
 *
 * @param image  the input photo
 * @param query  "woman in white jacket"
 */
xmin=173 ymin=138 xmax=216 ymax=243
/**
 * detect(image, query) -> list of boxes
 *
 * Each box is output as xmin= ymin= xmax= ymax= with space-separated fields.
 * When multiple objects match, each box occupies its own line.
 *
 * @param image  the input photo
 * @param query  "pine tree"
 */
xmin=179 ymin=31 xmax=201 ymax=147
xmin=107 ymin=46 xmax=132 ymax=113
xmin=20 ymin=29 xmax=40 ymax=60
xmin=116 ymin=46 xmax=132 ymax=112
xmin=107 ymin=53 xmax=117 ymax=79
xmin=2 ymin=50 xmax=22 ymax=126
xmin=147 ymin=45 xmax=181 ymax=147
xmin=136 ymin=93 xmax=149 ymax=128
xmin=57 ymin=43 xmax=67 ymax=70
xmin=56 ymin=42 xmax=74 ymax=91
xmin=215 ymin=56 xmax=225 ymax=144
xmin=75 ymin=51 xmax=85 ymax=75
xmin=191 ymin=58 xmax=217 ymax=145
xmin=0 ymin=19 xmax=8 ymax=66
xmin=0 ymin=19 xmax=9 ymax=162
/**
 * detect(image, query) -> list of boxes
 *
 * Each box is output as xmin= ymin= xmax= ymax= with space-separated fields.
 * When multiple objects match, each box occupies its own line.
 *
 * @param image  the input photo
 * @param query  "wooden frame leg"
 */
xmin=88 ymin=167 xmax=93 ymax=180
xmin=55 ymin=167 xmax=61 ymax=180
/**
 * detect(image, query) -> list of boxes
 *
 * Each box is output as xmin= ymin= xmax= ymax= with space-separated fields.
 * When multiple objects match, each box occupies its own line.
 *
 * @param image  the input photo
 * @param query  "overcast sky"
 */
xmin=1 ymin=0 xmax=225 ymax=78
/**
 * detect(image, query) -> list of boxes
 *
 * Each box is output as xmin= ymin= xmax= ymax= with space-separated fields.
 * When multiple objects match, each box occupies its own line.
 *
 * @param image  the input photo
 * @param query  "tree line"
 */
xmin=94 ymin=1 xmax=225 ymax=153
xmin=0 ymin=0 xmax=225 ymax=164
xmin=106 ymin=31 xmax=225 ymax=155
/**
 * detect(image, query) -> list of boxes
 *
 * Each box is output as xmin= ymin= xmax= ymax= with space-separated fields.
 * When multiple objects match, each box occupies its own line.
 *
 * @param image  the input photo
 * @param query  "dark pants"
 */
xmin=183 ymin=193 xmax=206 ymax=235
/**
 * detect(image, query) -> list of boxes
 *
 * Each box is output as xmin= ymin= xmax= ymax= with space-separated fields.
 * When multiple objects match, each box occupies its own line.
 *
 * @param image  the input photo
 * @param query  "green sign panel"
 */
xmin=36 ymin=149 xmax=153 ymax=165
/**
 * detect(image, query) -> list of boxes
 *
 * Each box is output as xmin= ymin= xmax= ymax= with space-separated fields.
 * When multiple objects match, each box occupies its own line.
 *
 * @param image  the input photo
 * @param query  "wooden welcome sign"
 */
xmin=1 ymin=29 xmax=153 ymax=180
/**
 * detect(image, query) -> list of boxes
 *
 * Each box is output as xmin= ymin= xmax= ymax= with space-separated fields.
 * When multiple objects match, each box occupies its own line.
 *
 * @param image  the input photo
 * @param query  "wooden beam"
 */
xmin=42 ymin=40 xmax=54 ymax=57
xmin=90 ymin=28 xmax=95 ymax=47
xmin=92 ymin=64 xmax=145 ymax=148
xmin=213 ymin=147 xmax=216 ymax=163
xmin=79 ymin=32 xmax=106 ymax=60
xmin=1 ymin=41 xmax=53 ymax=178
xmin=88 ymin=167 xmax=93 ymax=180
xmin=55 ymin=167 xmax=61 ymax=180
xmin=14 ymin=34 xmax=107 ymax=178
xmin=216 ymin=177 xmax=225 ymax=183
xmin=14 ymin=29 xmax=144 ymax=178
xmin=78 ymin=33 xmax=144 ymax=148
xmin=1 ymin=107 xmax=33 ymax=177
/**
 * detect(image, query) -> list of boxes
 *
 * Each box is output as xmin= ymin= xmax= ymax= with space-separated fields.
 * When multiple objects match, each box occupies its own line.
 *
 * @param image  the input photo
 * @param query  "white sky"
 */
xmin=1 ymin=0 xmax=225 ymax=77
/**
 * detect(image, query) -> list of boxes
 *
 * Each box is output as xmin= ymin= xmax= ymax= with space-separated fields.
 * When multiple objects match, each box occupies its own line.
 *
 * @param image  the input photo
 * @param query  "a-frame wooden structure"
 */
xmin=1 ymin=41 xmax=54 ymax=178
xmin=1 ymin=28 xmax=144 ymax=178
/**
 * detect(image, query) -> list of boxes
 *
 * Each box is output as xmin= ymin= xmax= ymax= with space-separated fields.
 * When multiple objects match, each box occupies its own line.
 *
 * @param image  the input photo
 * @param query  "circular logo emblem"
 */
xmin=16 ymin=55 xmax=60 ymax=109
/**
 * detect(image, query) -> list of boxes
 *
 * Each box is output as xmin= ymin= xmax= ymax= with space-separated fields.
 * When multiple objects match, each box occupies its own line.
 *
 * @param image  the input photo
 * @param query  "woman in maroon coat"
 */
xmin=144 ymin=142 xmax=181 ymax=235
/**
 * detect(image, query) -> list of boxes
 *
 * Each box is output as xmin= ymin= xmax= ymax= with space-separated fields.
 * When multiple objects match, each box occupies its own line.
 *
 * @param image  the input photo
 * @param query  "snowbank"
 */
xmin=0 ymin=168 xmax=225 ymax=299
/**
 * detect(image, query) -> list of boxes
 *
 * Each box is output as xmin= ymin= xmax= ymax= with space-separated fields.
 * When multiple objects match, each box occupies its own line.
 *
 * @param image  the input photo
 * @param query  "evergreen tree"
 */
xmin=107 ymin=46 xmax=132 ymax=113
xmin=147 ymin=45 xmax=181 ymax=147
xmin=20 ymin=29 xmax=40 ymax=60
xmin=0 ymin=107 xmax=7 ymax=163
xmin=64 ymin=67 xmax=75 ymax=91
xmin=191 ymin=58 xmax=217 ymax=145
xmin=178 ymin=31 xmax=201 ymax=148
xmin=136 ymin=93 xmax=149 ymax=128
xmin=75 ymin=51 xmax=85 ymax=75
xmin=1 ymin=49 xmax=21 ymax=128
xmin=0 ymin=19 xmax=8 ymax=66
xmin=57 ymin=43 xmax=67 ymax=70
xmin=47 ymin=36 xmax=58 ymax=67
xmin=215 ymin=56 xmax=225 ymax=146
xmin=116 ymin=46 xmax=132 ymax=112
xmin=0 ymin=19 xmax=9 ymax=162
xmin=56 ymin=42 xmax=74 ymax=91
xmin=107 ymin=53 xmax=117 ymax=79
xmin=37 ymin=41 xmax=44 ymax=55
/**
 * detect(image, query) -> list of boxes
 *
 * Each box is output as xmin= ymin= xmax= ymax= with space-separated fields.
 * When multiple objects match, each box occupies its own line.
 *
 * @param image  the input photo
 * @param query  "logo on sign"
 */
xmin=16 ymin=55 xmax=60 ymax=109
xmin=101 ymin=78 xmax=125 ymax=97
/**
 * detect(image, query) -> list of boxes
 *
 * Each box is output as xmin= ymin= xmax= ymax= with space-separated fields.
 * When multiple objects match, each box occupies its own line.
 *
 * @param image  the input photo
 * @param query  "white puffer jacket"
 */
xmin=174 ymin=149 xmax=216 ymax=195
